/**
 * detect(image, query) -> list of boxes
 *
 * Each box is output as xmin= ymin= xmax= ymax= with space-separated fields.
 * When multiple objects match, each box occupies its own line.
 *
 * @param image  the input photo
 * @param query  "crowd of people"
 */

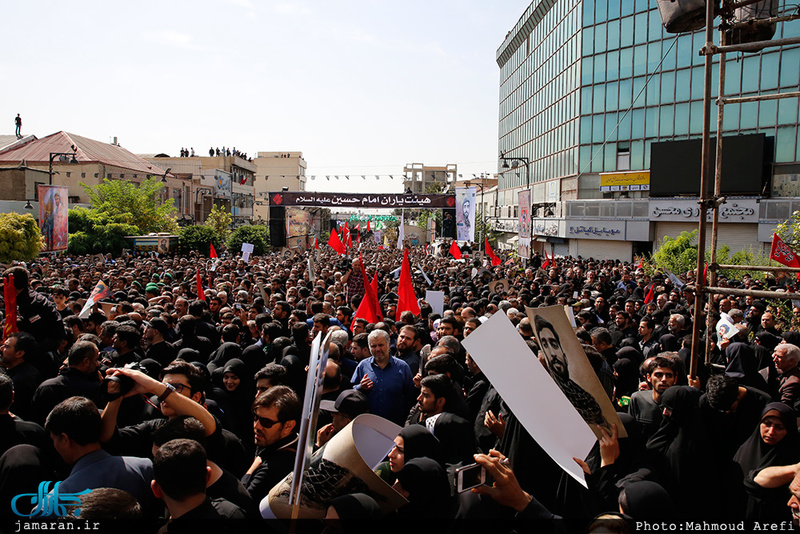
xmin=1 ymin=240 xmax=800 ymax=533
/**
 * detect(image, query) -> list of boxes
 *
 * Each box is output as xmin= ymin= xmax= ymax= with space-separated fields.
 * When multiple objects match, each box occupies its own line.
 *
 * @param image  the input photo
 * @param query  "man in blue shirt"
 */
xmin=351 ymin=330 xmax=414 ymax=425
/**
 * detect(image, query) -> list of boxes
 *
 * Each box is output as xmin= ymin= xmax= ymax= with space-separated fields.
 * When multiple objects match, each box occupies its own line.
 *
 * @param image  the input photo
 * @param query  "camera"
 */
xmin=101 ymin=362 xmax=142 ymax=401
xmin=455 ymin=462 xmax=487 ymax=493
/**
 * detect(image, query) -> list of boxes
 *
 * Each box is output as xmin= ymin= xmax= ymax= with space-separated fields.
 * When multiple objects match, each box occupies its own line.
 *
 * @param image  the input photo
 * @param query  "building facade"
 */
xmin=252 ymin=151 xmax=307 ymax=222
xmin=496 ymin=0 xmax=800 ymax=260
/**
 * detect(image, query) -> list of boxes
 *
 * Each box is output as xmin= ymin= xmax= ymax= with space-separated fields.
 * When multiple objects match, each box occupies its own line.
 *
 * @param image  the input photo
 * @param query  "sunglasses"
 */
xmin=253 ymin=413 xmax=282 ymax=428
xmin=163 ymin=382 xmax=192 ymax=394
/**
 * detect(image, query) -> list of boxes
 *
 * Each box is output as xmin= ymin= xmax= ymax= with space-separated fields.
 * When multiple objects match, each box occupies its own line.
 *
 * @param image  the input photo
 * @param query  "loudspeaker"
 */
xmin=270 ymin=206 xmax=286 ymax=247
xmin=442 ymin=209 xmax=456 ymax=239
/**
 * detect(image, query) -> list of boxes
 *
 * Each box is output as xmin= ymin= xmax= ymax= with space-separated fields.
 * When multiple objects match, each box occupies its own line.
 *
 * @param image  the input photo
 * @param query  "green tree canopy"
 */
xmin=227 ymin=224 xmax=269 ymax=256
xmin=67 ymin=207 xmax=139 ymax=256
xmin=178 ymin=225 xmax=222 ymax=256
xmin=0 ymin=213 xmax=43 ymax=263
xmin=205 ymin=204 xmax=232 ymax=242
xmin=82 ymin=177 xmax=178 ymax=234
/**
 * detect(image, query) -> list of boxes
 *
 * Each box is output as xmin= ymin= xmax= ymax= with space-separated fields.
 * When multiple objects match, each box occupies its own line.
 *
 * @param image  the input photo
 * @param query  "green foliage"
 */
xmin=178 ymin=225 xmax=221 ymax=256
xmin=648 ymin=229 xmax=771 ymax=280
xmin=227 ymin=224 xmax=269 ymax=255
xmin=82 ymin=177 xmax=178 ymax=234
xmin=776 ymin=210 xmax=800 ymax=251
xmin=205 ymin=204 xmax=232 ymax=242
xmin=0 ymin=213 xmax=43 ymax=262
xmin=67 ymin=207 xmax=139 ymax=255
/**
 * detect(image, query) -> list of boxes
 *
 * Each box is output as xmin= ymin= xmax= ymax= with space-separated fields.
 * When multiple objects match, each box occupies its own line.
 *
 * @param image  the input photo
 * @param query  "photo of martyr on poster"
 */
xmin=455 ymin=186 xmax=476 ymax=242
xmin=527 ymin=305 xmax=626 ymax=439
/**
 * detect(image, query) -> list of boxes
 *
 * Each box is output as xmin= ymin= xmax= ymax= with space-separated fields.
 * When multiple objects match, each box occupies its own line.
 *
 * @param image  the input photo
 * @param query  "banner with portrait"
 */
xmin=518 ymin=189 xmax=531 ymax=239
xmin=38 ymin=185 xmax=68 ymax=252
xmin=286 ymin=207 xmax=312 ymax=239
xmin=455 ymin=187 xmax=476 ymax=242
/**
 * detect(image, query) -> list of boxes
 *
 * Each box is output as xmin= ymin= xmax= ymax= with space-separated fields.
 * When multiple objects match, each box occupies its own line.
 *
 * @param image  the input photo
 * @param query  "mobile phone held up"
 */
xmin=455 ymin=463 xmax=487 ymax=493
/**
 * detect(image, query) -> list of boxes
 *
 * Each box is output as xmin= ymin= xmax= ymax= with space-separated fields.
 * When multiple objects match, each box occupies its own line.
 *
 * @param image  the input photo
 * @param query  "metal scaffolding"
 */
xmin=689 ymin=0 xmax=800 ymax=377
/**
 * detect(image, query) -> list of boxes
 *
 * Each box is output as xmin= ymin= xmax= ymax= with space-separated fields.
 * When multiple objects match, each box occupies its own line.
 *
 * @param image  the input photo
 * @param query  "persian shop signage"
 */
xmin=649 ymin=198 xmax=758 ymax=223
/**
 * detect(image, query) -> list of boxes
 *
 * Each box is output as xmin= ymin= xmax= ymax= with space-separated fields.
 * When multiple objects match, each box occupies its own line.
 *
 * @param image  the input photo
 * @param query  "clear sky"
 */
xmin=4 ymin=0 xmax=531 ymax=194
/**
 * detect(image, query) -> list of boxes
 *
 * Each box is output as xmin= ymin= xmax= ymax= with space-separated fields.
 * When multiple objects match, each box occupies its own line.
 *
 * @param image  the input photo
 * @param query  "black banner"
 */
xmin=269 ymin=192 xmax=456 ymax=209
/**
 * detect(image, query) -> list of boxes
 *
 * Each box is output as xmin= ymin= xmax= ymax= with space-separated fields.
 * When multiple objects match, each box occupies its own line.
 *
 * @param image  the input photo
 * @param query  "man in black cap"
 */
xmin=145 ymin=317 xmax=177 ymax=368
xmin=315 ymin=389 xmax=369 ymax=448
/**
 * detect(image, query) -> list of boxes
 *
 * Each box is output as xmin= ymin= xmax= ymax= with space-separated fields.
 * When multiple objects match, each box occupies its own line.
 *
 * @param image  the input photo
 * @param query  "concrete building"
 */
xmin=495 ymin=0 xmax=800 ymax=260
xmin=252 ymin=151 xmax=307 ymax=222
xmin=0 ymin=132 xmax=178 ymax=216
xmin=144 ymin=154 xmax=256 ymax=225
xmin=403 ymin=163 xmax=458 ymax=194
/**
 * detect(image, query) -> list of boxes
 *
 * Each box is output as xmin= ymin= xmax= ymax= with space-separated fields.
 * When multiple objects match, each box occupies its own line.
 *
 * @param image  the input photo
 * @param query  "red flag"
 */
xmin=542 ymin=248 xmax=550 ymax=269
xmin=366 ymin=220 xmax=371 ymax=232
xmin=352 ymin=255 xmax=382 ymax=327
xmin=347 ymin=229 xmax=353 ymax=249
xmin=315 ymin=238 xmax=319 ymax=250
xmin=328 ymin=229 xmax=347 ymax=254
xmin=771 ymin=234 xmax=800 ymax=268
xmin=703 ymin=262 xmax=708 ymax=285
xmin=396 ymin=248 xmax=420 ymax=320
xmin=209 ymin=242 xmax=218 ymax=259
xmin=196 ymin=269 xmax=206 ymax=301
xmin=449 ymin=241 xmax=462 ymax=260
xmin=643 ymin=283 xmax=655 ymax=305
xmin=3 ymin=273 xmax=17 ymax=343
xmin=636 ymin=256 xmax=643 ymax=269
xmin=485 ymin=238 xmax=501 ymax=266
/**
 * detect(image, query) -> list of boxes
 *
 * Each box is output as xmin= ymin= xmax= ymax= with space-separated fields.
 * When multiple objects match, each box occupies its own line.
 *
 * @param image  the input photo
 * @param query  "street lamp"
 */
xmin=499 ymin=152 xmax=530 ymax=191
xmin=49 ymin=145 xmax=79 ymax=186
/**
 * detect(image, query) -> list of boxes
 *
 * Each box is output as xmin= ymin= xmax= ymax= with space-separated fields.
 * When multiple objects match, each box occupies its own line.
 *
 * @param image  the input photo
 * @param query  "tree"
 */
xmin=67 ymin=207 xmax=139 ymax=256
xmin=227 ymin=224 xmax=269 ymax=256
xmin=205 ymin=204 xmax=232 ymax=242
xmin=178 ymin=225 xmax=222 ymax=256
xmin=776 ymin=210 xmax=800 ymax=250
xmin=82 ymin=177 xmax=178 ymax=234
xmin=0 ymin=213 xmax=43 ymax=263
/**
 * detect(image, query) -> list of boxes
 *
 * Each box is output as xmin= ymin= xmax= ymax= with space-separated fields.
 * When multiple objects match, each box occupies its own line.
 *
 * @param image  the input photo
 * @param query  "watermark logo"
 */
xmin=11 ymin=481 xmax=90 ymax=517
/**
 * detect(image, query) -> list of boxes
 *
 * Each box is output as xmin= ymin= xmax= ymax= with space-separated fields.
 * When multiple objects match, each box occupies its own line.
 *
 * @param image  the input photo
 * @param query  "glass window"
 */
xmin=619 ymin=78 xmax=632 ymax=110
xmin=632 ymin=76 xmax=646 ymax=107
xmin=604 ymin=145 xmax=617 ymax=171
xmin=634 ymin=12 xmax=648 ymax=45
xmin=742 ymin=55 xmax=759 ymax=93
xmin=778 ymin=98 xmax=798 ymax=126
xmin=591 ymin=145 xmax=604 ymax=172
xmin=725 ymin=57 xmax=742 ymax=95
xmin=607 ymin=50 xmax=620 ymax=81
xmin=595 ymin=23 xmax=607 ymax=54
xmin=583 ymin=0 xmax=594 ymax=26
xmin=660 ymin=71 xmax=675 ymax=104
xmin=633 ymin=45 xmax=647 ymax=77
xmin=630 ymin=140 xmax=645 ymax=169
xmin=674 ymin=103 xmax=689 ymax=136
xmin=760 ymin=53 xmax=779 ymax=91
xmin=635 ymin=0 xmax=649 ymax=13
xmin=621 ymin=0 xmax=634 ymax=17
xmin=648 ymin=10 xmax=664 ymax=41
xmin=593 ymin=115 xmax=605 ymax=142
xmin=596 ymin=1 xmax=607 ymax=22
xmin=689 ymin=102 xmax=700 ymax=135
xmin=618 ymin=110 xmax=632 ymax=140
xmin=580 ymin=115 xmax=592 ymax=144
xmin=579 ymin=145 xmax=593 ymax=170
xmin=582 ymin=56 xmax=594 ymax=85
xmin=647 ymin=41 xmax=661 ymax=73
xmin=594 ymin=53 xmax=607 ymax=83
xmin=581 ymin=87 xmax=593 ymax=115
xmin=606 ymin=112 xmax=619 ymax=141
xmin=659 ymin=105 xmax=674 ymax=137
xmin=776 ymin=126 xmax=797 ymax=163
xmin=608 ymin=0 xmax=621 ymax=20
xmin=646 ymin=75 xmax=661 ymax=106
xmin=645 ymin=107 xmax=659 ymax=138
xmin=583 ymin=26 xmax=594 ymax=57
xmin=621 ymin=16 xmax=634 ymax=48
xmin=759 ymin=99 xmax=776 ymax=129
xmin=675 ymin=69 xmax=690 ymax=102
xmin=740 ymin=101 xmax=757 ymax=129
xmin=691 ymin=66 xmax=704 ymax=100
xmin=676 ymin=34 xmax=693 ymax=69
xmin=661 ymin=39 xmax=677 ymax=72
xmin=632 ymin=108 xmax=645 ymax=138
xmin=607 ymin=19 xmax=620 ymax=51
xmin=779 ymin=49 xmax=799 ymax=88
xmin=593 ymin=84 xmax=606 ymax=114
xmin=620 ymin=47 xmax=633 ymax=79
xmin=606 ymin=81 xmax=619 ymax=111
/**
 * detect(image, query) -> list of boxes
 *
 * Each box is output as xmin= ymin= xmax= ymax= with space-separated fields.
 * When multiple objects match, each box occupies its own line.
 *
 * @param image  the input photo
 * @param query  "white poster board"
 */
xmin=461 ymin=312 xmax=595 ymax=486
xmin=425 ymin=290 xmax=445 ymax=316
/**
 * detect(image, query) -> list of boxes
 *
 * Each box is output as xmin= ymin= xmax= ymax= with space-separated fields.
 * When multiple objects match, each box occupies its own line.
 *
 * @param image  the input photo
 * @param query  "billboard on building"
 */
xmin=518 ymin=189 xmax=531 ymax=239
xmin=286 ymin=207 xmax=312 ymax=238
xmin=600 ymin=171 xmax=651 ymax=192
xmin=455 ymin=187 xmax=476 ymax=242
xmin=38 ymin=185 xmax=68 ymax=252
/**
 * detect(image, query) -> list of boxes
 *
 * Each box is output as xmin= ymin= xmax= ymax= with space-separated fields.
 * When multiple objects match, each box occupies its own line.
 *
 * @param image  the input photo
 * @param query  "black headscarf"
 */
xmin=328 ymin=493 xmax=382 ymax=534
xmin=398 ymin=425 xmax=443 ymax=466
xmin=395 ymin=458 xmax=452 ymax=521
xmin=725 ymin=342 xmax=769 ymax=391
xmin=733 ymin=402 xmax=800 ymax=477
xmin=620 ymin=480 xmax=676 ymax=523
xmin=613 ymin=358 xmax=640 ymax=400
